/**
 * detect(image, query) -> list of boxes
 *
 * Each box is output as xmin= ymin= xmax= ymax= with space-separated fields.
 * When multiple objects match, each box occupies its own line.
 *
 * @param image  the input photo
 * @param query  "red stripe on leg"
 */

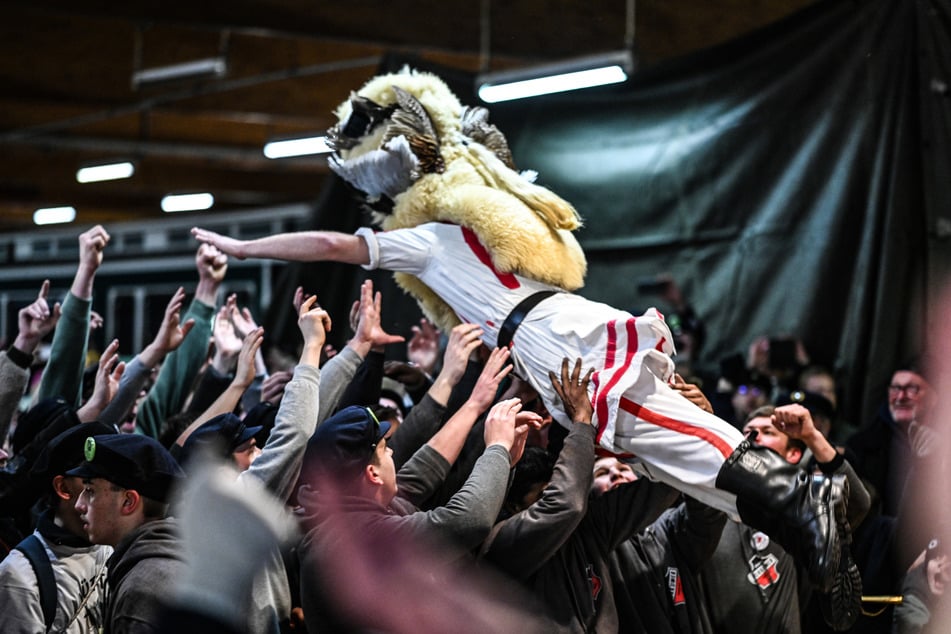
xmin=618 ymin=397 xmax=735 ymax=459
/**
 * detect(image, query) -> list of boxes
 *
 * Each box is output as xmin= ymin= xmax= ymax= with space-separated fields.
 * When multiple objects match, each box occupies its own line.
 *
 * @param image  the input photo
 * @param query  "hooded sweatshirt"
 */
xmin=104 ymin=517 xmax=184 ymax=634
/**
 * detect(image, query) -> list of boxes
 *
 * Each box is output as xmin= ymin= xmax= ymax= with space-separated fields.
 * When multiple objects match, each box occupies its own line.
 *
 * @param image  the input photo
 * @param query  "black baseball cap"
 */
xmin=304 ymin=406 xmax=391 ymax=481
xmin=31 ymin=421 xmax=117 ymax=482
xmin=179 ymin=413 xmax=263 ymax=465
xmin=66 ymin=434 xmax=184 ymax=502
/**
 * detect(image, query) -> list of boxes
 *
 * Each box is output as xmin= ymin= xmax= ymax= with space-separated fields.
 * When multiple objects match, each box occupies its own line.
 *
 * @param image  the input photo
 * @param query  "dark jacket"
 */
xmin=611 ymin=496 xmax=726 ymax=633
xmin=480 ymin=423 xmax=680 ymax=632
xmin=846 ymin=404 xmax=911 ymax=517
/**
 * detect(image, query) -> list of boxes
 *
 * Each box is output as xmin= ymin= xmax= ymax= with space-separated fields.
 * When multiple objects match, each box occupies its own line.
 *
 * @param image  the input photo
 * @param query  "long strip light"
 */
xmin=76 ymin=161 xmax=135 ymax=183
xmin=132 ymin=57 xmax=227 ymax=88
xmin=263 ymin=136 xmax=332 ymax=159
xmin=161 ymin=193 xmax=214 ymax=213
xmin=34 ymin=206 xmax=77 ymax=225
xmin=477 ymin=51 xmax=634 ymax=103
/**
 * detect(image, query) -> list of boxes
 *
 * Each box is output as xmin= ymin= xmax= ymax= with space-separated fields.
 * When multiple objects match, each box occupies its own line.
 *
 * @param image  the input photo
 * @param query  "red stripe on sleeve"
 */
xmin=461 ymin=227 xmax=520 ymax=289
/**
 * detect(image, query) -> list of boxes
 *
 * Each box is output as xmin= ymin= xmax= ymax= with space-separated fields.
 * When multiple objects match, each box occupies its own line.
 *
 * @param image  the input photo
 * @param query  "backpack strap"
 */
xmin=15 ymin=534 xmax=57 ymax=632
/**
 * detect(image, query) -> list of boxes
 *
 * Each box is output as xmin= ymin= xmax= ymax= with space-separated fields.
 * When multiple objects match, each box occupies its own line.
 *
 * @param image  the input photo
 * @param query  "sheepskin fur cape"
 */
xmin=337 ymin=70 xmax=588 ymax=332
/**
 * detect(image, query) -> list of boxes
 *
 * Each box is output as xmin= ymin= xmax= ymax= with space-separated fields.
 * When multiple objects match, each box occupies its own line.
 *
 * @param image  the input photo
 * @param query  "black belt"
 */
xmin=497 ymin=290 xmax=559 ymax=349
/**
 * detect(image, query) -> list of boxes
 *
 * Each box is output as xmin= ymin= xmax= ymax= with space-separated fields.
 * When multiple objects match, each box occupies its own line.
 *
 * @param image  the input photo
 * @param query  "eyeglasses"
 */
xmin=888 ymin=384 xmax=921 ymax=397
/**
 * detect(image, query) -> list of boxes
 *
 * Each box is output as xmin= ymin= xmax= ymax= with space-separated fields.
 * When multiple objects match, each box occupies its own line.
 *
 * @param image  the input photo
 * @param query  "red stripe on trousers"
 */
xmin=595 ymin=319 xmax=638 ymax=444
xmin=618 ymin=396 xmax=735 ymax=459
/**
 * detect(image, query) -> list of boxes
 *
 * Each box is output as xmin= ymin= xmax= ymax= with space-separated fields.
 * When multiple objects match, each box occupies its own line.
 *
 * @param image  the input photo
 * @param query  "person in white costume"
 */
xmin=191 ymin=67 xmax=860 ymax=629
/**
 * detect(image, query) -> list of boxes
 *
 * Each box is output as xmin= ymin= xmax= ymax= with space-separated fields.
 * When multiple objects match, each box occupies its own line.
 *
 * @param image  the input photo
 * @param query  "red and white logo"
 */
xmin=666 ymin=567 xmax=686 ymax=605
xmin=746 ymin=553 xmax=781 ymax=589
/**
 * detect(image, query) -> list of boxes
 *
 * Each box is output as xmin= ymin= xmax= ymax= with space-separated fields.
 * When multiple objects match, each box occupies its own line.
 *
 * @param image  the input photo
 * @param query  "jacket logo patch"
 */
xmin=666 ymin=567 xmax=686 ymax=606
xmin=738 ymin=451 xmax=766 ymax=475
xmin=586 ymin=564 xmax=602 ymax=601
xmin=746 ymin=553 xmax=781 ymax=589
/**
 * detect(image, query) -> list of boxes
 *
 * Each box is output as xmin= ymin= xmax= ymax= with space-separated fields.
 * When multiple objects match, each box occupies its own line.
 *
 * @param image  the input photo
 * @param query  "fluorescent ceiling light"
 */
xmin=477 ymin=51 xmax=634 ymax=103
xmin=132 ymin=56 xmax=227 ymax=88
xmin=76 ymin=161 xmax=135 ymax=183
xmin=161 ymin=193 xmax=214 ymax=213
xmin=34 ymin=206 xmax=77 ymax=225
xmin=263 ymin=136 xmax=332 ymax=159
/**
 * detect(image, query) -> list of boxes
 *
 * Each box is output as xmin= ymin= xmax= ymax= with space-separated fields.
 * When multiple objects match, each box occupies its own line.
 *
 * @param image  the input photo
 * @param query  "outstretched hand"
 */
xmin=141 ymin=287 xmax=196 ymax=368
xmin=350 ymin=280 xmax=404 ymax=352
xmin=468 ymin=346 xmax=513 ymax=413
xmin=407 ymin=318 xmax=440 ymax=375
xmin=192 ymin=227 xmax=246 ymax=260
xmin=549 ymin=357 xmax=594 ymax=424
xmin=439 ymin=323 xmax=483 ymax=387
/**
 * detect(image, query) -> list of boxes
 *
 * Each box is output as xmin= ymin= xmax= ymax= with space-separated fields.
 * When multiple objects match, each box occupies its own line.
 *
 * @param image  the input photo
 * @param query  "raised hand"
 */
xmin=88 ymin=310 xmax=104 ymax=332
xmin=14 ymin=279 xmax=61 ymax=353
xmin=78 ymin=224 xmax=110 ymax=275
xmin=141 ymin=287 xmax=196 ymax=368
xmin=407 ymin=318 xmax=440 ymax=375
xmin=196 ymin=243 xmax=228 ymax=284
xmin=77 ymin=339 xmax=125 ymax=421
xmin=72 ymin=225 xmax=110 ymax=299
xmin=234 ymin=327 xmax=265 ymax=389
xmin=350 ymin=279 xmax=404 ymax=353
xmin=440 ymin=323 xmax=483 ymax=385
xmin=261 ymin=370 xmax=293 ymax=405
xmin=468 ymin=347 xmax=513 ymax=413
xmin=548 ymin=357 xmax=594 ymax=424
xmin=228 ymin=298 xmax=260 ymax=340
xmin=298 ymin=295 xmax=332 ymax=366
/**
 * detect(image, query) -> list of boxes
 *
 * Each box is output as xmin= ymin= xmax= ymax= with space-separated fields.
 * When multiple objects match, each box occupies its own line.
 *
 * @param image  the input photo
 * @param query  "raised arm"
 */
xmin=98 ymin=287 xmax=195 ymax=427
xmin=36 ymin=225 xmax=110 ymax=406
xmin=191 ymin=226 xmax=370 ymax=265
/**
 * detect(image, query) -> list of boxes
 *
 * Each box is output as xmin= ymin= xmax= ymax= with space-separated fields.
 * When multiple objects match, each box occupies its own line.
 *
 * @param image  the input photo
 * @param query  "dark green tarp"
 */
xmin=277 ymin=0 xmax=950 ymax=425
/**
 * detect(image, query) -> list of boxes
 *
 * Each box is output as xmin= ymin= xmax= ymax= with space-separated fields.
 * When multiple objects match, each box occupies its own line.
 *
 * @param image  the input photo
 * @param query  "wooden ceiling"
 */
xmin=0 ymin=0 xmax=812 ymax=234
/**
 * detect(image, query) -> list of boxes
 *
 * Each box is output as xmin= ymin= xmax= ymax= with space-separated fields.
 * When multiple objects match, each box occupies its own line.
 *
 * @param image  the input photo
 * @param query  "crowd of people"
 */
xmin=0 ymin=222 xmax=946 ymax=634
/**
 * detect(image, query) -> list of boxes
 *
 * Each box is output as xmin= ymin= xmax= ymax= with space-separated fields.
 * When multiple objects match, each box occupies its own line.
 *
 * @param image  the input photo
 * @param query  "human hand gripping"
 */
xmin=77 ymin=339 xmax=125 ymax=422
xmin=298 ymin=295 xmax=332 ymax=366
xmin=548 ymin=357 xmax=594 ymax=424
xmin=669 ymin=373 xmax=713 ymax=414
xmin=194 ymin=243 xmax=229 ymax=305
xmin=407 ymin=318 xmax=440 ymax=375
xmin=483 ymin=397 xmax=522 ymax=460
xmin=13 ymin=280 xmax=62 ymax=353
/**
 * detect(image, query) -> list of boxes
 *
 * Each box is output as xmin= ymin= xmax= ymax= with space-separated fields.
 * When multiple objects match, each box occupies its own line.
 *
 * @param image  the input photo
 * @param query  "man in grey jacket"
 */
xmin=68 ymin=433 xmax=185 ymax=634
xmin=297 ymin=344 xmax=547 ymax=632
